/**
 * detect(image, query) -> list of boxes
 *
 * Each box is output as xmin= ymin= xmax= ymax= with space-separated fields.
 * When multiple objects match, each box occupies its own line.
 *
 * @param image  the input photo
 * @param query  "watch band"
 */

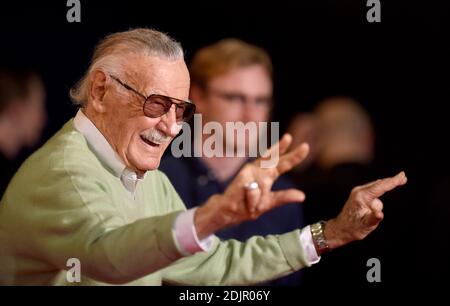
xmin=310 ymin=221 xmax=330 ymax=255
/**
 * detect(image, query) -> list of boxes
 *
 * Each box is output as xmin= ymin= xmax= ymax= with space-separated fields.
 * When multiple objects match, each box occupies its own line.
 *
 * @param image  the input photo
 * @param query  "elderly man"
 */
xmin=0 ymin=28 xmax=407 ymax=285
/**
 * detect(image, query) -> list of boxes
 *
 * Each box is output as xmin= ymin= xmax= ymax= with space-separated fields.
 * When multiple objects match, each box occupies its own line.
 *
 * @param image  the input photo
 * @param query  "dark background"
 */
xmin=1 ymin=0 xmax=449 ymax=287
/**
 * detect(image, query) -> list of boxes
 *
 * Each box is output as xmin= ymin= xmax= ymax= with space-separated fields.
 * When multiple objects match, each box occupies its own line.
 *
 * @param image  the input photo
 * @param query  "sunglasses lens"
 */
xmin=182 ymin=103 xmax=196 ymax=121
xmin=144 ymin=96 xmax=171 ymax=118
xmin=144 ymin=95 xmax=196 ymax=122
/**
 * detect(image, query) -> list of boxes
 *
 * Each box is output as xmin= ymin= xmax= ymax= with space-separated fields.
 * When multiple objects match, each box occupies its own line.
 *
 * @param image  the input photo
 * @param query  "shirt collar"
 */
xmin=73 ymin=109 xmax=145 ymax=193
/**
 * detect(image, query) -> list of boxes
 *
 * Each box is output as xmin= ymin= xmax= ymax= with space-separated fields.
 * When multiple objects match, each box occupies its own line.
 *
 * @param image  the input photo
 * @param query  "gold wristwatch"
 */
xmin=310 ymin=221 xmax=330 ymax=255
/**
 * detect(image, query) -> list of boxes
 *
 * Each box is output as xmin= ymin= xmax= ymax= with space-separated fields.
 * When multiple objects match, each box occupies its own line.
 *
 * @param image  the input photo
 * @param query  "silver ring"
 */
xmin=244 ymin=181 xmax=259 ymax=191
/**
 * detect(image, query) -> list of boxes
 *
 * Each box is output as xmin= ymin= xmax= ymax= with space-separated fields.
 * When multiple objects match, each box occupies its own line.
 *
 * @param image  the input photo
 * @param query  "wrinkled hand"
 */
xmin=324 ymin=171 xmax=408 ymax=251
xmin=195 ymin=134 xmax=309 ymax=239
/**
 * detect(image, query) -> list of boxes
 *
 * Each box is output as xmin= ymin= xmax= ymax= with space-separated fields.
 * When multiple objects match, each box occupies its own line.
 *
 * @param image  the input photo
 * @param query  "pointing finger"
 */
xmin=364 ymin=171 xmax=407 ymax=201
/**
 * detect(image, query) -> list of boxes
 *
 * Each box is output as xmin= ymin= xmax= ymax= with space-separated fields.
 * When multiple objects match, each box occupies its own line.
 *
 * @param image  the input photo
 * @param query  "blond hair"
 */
xmin=190 ymin=39 xmax=272 ymax=88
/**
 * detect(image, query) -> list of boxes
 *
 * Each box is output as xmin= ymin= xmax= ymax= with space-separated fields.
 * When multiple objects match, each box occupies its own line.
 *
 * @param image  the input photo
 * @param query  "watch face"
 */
xmin=311 ymin=222 xmax=330 ymax=254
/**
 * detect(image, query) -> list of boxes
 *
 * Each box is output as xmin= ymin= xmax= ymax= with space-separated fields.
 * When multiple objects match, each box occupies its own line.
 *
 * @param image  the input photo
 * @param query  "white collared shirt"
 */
xmin=73 ymin=109 xmax=143 ymax=193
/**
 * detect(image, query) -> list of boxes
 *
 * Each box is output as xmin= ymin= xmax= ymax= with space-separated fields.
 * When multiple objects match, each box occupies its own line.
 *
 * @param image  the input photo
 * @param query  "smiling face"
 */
xmin=86 ymin=54 xmax=190 ymax=174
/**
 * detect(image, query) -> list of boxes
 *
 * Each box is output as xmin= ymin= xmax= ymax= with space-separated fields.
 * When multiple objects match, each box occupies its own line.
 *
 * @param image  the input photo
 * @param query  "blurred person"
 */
xmin=159 ymin=39 xmax=305 ymax=285
xmin=293 ymin=97 xmax=377 ymax=219
xmin=315 ymin=97 xmax=374 ymax=170
xmin=295 ymin=97 xmax=382 ymax=287
xmin=0 ymin=29 xmax=407 ymax=285
xmin=0 ymin=70 xmax=46 ymax=195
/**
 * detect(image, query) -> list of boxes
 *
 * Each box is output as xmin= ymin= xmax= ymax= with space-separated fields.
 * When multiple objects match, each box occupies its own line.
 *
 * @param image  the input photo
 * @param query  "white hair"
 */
xmin=70 ymin=28 xmax=184 ymax=106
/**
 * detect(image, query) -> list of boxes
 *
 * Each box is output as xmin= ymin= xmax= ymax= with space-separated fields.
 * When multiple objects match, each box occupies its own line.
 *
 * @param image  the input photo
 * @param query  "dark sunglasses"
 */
xmin=110 ymin=75 xmax=196 ymax=122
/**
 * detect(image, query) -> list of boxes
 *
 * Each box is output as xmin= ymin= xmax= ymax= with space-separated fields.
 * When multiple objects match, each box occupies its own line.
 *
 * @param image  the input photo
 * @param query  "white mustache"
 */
xmin=140 ymin=129 xmax=171 ymax=145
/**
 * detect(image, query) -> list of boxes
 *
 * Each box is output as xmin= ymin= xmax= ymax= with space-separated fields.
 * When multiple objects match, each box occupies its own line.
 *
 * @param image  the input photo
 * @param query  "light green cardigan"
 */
xmin=0 ymin=119 xmax=311 ymax=285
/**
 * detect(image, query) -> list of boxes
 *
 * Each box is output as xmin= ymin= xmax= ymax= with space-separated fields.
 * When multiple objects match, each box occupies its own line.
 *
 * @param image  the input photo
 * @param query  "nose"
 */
xmin=157 ymin=105 xmax=181 ymax=138
xmin=242 ymin=99 xmax=258 ymax=122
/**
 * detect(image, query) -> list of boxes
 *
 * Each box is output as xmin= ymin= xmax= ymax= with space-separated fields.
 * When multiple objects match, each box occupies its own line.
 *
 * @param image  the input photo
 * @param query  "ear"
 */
xmin=190 ymin=84 xmax=207 ymax=114
xmin=89 ymin=70 xmax=108 ymax=113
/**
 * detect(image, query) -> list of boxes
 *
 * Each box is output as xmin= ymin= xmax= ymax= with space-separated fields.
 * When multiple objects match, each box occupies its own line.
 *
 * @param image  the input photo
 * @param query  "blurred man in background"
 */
xmin=315 ymin=97 xmax=374 ymax=171
xmin=289 ymin=96 xmax=381 ymax=287
xmin=160 ymin=39 xmax=305 ymax=285
xmin=0 ymin=69 xmax=46 ymax=195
